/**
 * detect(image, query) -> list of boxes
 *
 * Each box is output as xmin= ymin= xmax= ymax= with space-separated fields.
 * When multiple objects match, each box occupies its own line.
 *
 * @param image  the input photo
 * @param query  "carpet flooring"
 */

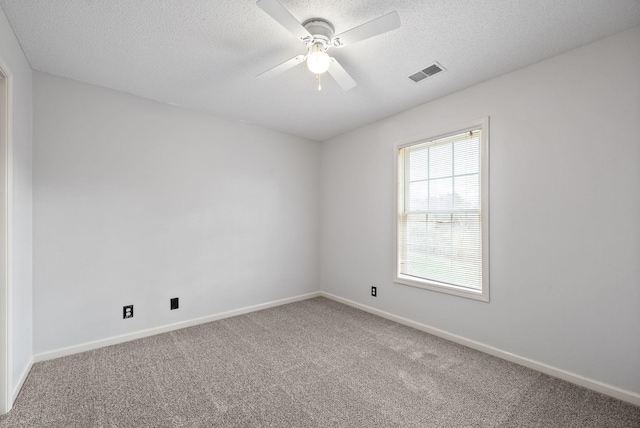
xmin=1 ymin=297 xmax=639 ymax=427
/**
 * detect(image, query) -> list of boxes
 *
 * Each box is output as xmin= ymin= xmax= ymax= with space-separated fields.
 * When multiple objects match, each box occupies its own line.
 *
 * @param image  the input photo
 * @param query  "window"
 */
xmin=394 ymin=118 xmax=489 ymax=301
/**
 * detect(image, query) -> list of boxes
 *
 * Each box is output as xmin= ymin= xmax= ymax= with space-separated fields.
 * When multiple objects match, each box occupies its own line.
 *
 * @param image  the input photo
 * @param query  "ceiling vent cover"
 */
xmin=408 ymin=62 xmax=446 ymax=83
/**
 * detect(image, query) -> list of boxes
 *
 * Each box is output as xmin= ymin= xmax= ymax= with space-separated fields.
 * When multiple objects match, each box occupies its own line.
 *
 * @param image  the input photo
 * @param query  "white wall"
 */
xmin=320 ymin=26 xmax=640 ymax=395
xmin=33 ymin=72 xmax=320 ymax=353
xmin=0 ymin=6 xmax=33 ymax=399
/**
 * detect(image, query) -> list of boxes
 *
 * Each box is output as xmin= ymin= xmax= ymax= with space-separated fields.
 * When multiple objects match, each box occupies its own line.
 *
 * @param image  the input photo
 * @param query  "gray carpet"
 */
xmin=1 ymin=297 xmax=638 ymax=427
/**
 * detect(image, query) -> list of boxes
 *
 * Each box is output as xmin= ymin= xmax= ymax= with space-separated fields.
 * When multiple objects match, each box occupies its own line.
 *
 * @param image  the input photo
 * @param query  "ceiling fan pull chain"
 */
xmin=316 ymin=74 xmax=322 ymax=91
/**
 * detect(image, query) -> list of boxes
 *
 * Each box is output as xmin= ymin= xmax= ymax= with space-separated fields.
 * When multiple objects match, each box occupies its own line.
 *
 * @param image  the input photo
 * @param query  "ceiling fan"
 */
xmin=256 ymin=0 xmax=401 ymax=91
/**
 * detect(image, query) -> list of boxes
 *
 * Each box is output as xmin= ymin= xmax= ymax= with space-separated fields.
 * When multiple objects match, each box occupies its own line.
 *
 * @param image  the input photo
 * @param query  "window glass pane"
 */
xmin=404 ymin=214 xmax=427 ymax=277
xmin=429 ymin=177 xmax=453 ymax=210
xmin=401 ymin=213 xmax=482 ymax=289
xmin=454 ymin=138 xmax=480 ymax=175
xmin=409 ymin=147 xmax=429 ymax=181
xmin=429 ymin=143 xmax=452 ymax=179
xmin=427 ymin=213 xmax=454 ymax=283
xmin=454 ymin=175 xmax=480 ymax=210
xmin=409 ymin=181 xmax=428 ymax=211
xmin=450 ymin=213 xmax=482 ymax=289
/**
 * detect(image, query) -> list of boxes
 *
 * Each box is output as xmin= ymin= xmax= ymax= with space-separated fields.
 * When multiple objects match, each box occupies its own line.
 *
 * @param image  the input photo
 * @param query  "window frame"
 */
xmin=393 ymin=118 xmax=490 ymax=302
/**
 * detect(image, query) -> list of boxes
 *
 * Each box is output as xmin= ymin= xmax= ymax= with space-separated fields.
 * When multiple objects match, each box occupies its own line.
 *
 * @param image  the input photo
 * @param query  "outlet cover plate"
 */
xmin=123 ymin=305 xmax=134 ymax=319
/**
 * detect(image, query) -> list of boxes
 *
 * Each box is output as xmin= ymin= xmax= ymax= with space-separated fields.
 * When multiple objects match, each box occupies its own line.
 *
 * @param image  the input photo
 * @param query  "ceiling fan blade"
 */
xmin=256 ymin=55 xmax=306 ymax=80
xmin=257 ymin=0 xmax=311 ymax=41
xmin=333 ymin=11 xmax=400 ymax=47
xmin=328 ymin=59 xmax=356 ymax=91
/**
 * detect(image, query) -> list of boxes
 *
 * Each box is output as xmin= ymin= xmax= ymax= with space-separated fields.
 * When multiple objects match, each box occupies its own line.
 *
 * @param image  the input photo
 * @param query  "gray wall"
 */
xmin=320 ymin=26 xmax=640 ymax=395
xmin=0 ymin=6 xmax=33 ymax=398
xmin=33 ymin=72 xmax=320 ymax=353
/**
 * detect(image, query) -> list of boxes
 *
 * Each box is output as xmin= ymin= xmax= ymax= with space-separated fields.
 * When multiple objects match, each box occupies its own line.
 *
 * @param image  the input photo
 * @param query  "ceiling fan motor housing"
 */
xmin=302 ymin=18 xmax=335 ymax=49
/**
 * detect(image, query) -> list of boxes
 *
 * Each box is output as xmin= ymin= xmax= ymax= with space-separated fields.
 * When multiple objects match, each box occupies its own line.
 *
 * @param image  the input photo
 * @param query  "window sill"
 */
xmin=394 ymin=274 xmax=489 ymax=302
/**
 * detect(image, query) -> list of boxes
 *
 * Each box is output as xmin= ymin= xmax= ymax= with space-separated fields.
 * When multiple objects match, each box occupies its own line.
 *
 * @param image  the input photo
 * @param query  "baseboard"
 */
xmin=34 ymin=291 xmax=321 ymax=363
xmin=320 ymin=291 xmax=640 ymax=407
xmin=13 ymin=355 xmax=33 ymax=402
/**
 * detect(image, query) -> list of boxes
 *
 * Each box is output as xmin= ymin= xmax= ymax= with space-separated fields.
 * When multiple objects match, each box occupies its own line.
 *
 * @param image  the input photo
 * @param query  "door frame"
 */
xmin=0 ymin=56 xmax=13 ymax=415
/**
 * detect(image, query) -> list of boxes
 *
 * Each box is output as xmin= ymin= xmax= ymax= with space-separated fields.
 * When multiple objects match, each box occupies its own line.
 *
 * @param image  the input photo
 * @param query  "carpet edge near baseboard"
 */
xmin=32 ymin=291 xmax=321 ymax=364
xmin=12 ymin=355 xmax=34 ymax=404
xmin=320 ymin=291 xmax=640 ymax=407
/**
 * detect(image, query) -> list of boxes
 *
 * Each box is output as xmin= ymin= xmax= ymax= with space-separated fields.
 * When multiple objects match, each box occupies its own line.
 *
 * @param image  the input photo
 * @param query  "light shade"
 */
xmin=307 ymin=50 xmax=331 ymax=74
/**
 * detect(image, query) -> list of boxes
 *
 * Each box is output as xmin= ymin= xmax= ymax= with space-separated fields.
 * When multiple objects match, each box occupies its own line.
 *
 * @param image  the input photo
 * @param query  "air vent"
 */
xmin=408 ymin=62 xmax=446 ymax=83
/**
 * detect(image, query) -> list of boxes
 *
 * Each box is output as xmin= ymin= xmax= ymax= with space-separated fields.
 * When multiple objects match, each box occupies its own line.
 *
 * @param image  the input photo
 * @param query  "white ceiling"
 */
xmin=1 ymin=1 xmax=639 ymax=141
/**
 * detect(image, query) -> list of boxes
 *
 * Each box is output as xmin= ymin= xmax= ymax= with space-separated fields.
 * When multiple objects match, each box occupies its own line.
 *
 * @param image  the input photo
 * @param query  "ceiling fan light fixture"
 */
xmin=307 ymin=45 xmax=331 ymax=74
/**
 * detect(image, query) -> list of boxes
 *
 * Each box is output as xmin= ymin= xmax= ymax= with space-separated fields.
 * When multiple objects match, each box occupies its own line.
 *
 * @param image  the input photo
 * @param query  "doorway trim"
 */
xmin=0 ymin=55 xmax=14 ymax=415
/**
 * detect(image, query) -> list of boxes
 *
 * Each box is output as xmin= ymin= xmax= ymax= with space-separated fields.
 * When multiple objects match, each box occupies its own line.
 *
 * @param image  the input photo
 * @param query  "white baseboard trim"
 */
xmin=320 ymin=291 xmax=640 ymax=407
xmin=34 ymin=291 xmax=321 ymax=363
xmin=13 ymin=355 xmax=33 ymax=402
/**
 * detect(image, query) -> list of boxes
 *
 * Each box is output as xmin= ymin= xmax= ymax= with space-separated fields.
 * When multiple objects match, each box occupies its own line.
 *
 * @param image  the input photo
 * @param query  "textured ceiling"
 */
xmin=1 ymin=0 xmax=639 ymax=141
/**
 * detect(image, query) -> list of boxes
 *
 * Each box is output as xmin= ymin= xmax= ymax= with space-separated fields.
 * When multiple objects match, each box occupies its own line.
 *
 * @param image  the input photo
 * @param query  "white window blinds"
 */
xmin=397 ymin=129 xmax=483 ymax=291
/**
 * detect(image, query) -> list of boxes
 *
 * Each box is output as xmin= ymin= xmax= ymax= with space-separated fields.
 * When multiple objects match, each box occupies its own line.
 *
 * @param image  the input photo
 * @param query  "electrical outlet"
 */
xmin=371 ymin=286 xmax=377 ymax=297
xmin=123 ymin=305 xmax=134 ymax=319
xmin=170 ymin=297 xmax=179 ymax=310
